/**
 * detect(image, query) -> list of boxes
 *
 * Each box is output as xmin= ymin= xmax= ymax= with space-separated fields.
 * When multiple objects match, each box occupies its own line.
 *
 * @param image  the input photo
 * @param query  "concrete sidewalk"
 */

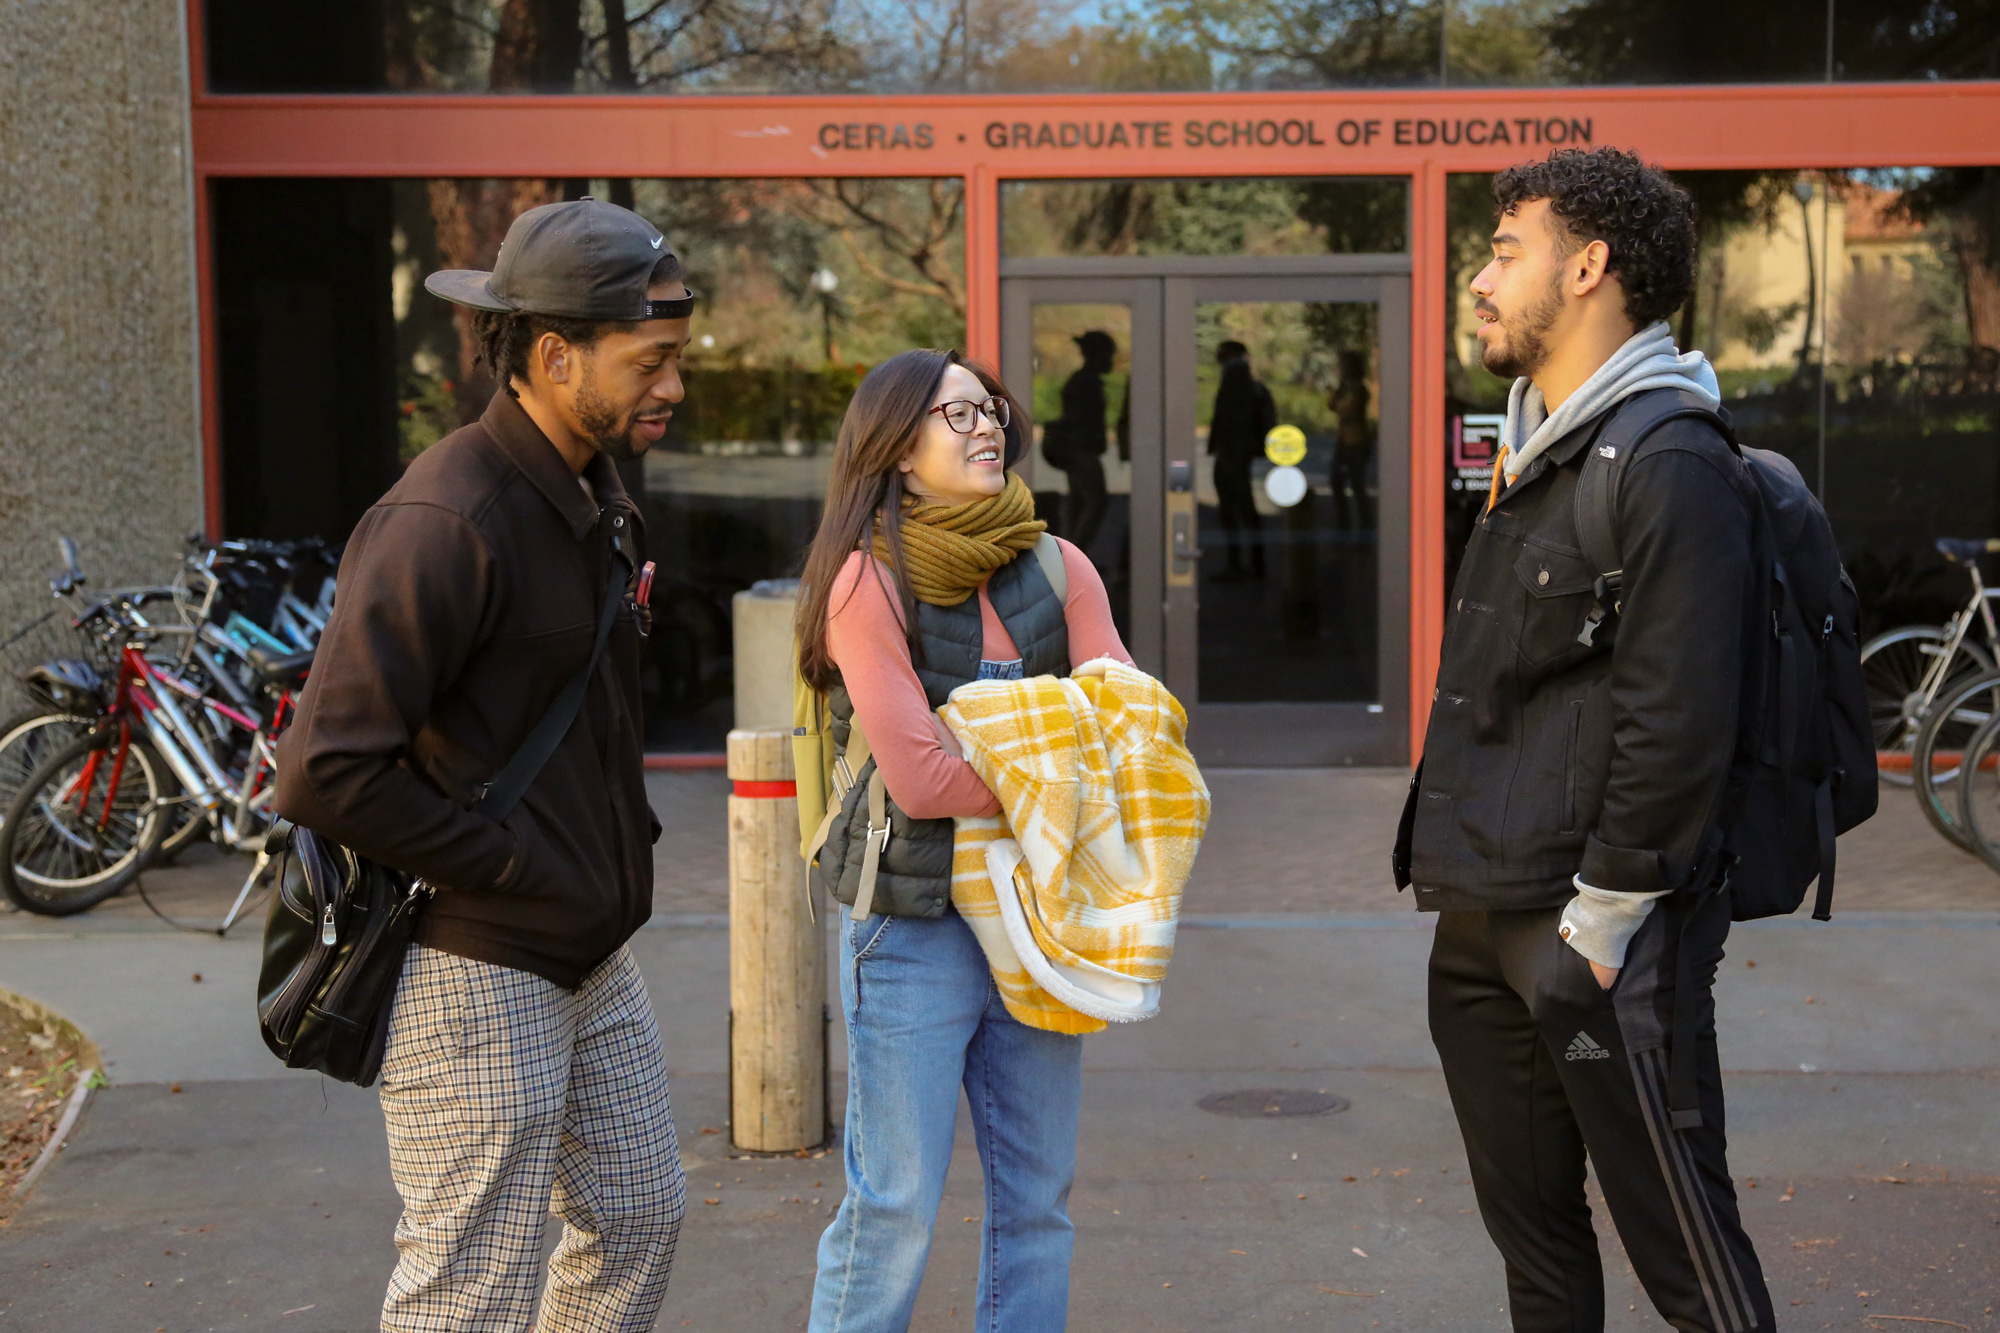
xmin=1 ymin=771 xmax=1996 ymax=1331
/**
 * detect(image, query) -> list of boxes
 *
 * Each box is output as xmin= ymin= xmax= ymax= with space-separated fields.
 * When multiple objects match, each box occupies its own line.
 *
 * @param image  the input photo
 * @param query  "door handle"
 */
xmin=1166 ymin=459 xmax=1197 ymax=587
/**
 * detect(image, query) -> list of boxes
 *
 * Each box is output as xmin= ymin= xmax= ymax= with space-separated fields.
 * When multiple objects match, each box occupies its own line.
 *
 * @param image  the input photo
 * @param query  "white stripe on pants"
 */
xmin=378 ymin=944 xmax=684 ymax=1333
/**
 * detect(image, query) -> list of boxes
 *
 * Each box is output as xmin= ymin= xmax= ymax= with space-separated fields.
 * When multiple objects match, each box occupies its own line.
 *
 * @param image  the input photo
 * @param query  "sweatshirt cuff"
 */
xmin=1558 ymin=876 xmax=1669 ymax=969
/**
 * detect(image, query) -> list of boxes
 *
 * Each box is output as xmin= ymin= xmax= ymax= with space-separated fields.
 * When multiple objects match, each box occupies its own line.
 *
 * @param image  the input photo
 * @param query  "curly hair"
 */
xmin=472 ymin=252 xmax=683 ymax=398
xmin=1493 ymin=148 xmax=1697 ymax=328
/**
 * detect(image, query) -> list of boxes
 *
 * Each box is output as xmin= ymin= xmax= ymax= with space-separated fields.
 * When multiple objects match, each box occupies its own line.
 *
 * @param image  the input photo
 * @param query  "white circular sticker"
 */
xmin=1264 ymin=464 xmax=1307 ymax=508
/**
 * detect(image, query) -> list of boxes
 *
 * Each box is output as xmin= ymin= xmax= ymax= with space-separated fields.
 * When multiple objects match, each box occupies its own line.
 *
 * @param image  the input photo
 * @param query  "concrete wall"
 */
xmin=0 ymin=0 xmax=202 ymax=641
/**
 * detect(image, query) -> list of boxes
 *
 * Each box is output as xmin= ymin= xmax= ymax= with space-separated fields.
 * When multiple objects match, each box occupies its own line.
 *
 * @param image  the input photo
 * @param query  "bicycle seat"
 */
xmin=247 ymin=646 xmax=314 ymax=690
xmin=1935 ymin=537 xmax=2000 ymax=564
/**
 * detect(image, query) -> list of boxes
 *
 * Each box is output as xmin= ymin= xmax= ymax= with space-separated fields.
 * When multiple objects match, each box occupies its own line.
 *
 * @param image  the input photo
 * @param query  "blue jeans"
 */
xmin=810 ymin=908 xmax=1084 ymax=1333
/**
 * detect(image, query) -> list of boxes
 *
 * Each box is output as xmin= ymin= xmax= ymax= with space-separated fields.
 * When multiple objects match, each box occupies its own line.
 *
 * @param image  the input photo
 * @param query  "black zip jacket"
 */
xmin=275 ymin=393 xmax=656 ymax=990
xmin=1397 ymin=395 xmax=1764 ymax=911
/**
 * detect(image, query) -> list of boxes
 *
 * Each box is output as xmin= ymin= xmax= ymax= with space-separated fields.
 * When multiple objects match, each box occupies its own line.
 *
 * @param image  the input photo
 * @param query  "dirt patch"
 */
xmin=0 ymin=989 xmax=98 ymax=1220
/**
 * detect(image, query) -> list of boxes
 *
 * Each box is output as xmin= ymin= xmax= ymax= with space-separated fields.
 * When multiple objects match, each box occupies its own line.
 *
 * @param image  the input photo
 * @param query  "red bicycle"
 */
xmin=0 ymin=604 xmax=309 ymax=917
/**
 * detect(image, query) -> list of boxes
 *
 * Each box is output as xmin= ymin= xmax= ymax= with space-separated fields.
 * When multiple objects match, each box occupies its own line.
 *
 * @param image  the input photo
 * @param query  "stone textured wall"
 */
xmin=0 ymin=0 xmax=202 ymax=647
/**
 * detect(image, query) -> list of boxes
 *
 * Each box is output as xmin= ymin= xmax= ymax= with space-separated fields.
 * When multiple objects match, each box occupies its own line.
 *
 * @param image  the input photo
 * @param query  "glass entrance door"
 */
xmin=1003 ymin=269 xmax=1407 ymax=766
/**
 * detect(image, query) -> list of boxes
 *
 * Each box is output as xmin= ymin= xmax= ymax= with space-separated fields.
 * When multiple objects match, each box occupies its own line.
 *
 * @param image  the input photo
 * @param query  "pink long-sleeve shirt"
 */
xmin=825 ymin=539 xmax=1132 ymax=819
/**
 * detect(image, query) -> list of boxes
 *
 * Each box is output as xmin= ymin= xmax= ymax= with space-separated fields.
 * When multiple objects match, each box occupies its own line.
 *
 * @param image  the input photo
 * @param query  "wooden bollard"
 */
xmin=726 ymin=728 xmax=824 ymax=1152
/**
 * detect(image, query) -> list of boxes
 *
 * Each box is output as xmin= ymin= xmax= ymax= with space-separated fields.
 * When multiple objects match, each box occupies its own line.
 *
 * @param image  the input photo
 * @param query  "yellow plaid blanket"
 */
xmin=939 ymin=658 xmax=1210 ymax=1034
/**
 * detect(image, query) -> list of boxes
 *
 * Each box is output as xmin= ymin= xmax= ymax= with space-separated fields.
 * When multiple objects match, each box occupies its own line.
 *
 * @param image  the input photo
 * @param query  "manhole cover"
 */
xmin=1197 ymin=1089 xmax=1350 ymax=1118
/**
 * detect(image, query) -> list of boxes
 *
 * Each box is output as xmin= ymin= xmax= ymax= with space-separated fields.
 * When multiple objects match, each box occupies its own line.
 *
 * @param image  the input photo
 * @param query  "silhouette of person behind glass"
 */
xmin=1043 ymin=330 xmax=1114 ymax=552
xmin=1330 ymin=349 xmax=1374 ymax=531
xmin=1207 ymin=340 xmax=1276 ymax=581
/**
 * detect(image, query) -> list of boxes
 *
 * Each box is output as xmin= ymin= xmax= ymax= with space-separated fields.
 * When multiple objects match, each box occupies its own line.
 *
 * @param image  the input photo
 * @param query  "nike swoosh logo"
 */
xmin=650 ymin=235 xmax=663 ymax=249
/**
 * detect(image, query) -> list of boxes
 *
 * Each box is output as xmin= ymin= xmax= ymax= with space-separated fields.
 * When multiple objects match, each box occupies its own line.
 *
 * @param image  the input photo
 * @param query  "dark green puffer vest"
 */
xmin=816 ymin=552 xmax=1069 ymax=917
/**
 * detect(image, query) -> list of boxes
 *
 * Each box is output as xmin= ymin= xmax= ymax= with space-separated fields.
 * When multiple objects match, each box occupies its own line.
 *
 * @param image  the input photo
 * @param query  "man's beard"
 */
xmin=573 ymin=358 xmax=654 ymax=462
xmin=1480 ymin=269 xmax=1566 ymax=380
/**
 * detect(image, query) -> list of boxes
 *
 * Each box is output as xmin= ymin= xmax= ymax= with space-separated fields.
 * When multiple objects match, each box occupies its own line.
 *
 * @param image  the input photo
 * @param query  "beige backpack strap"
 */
xmin=803 ymin=718 xmax=873 ymax=866
xmin=1032 ymin=532 xmax=1068 ymax=603
xmin=850 ymin=767 xmax=890 ymax=921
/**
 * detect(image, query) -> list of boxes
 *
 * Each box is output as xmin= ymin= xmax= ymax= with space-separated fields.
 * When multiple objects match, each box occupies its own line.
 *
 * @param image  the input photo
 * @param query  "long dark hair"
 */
xmin=795 ymin=349 xmax=959 ymax=692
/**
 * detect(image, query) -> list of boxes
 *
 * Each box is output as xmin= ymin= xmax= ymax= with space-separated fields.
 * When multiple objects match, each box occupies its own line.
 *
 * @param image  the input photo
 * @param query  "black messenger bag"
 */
xmin=256 ymin=544 xmax=632 ymax=1086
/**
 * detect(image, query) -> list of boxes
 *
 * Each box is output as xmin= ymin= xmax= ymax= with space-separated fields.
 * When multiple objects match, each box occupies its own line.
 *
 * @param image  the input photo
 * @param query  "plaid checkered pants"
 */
xmin=377 ymin=944 xmax=685 ymax=1333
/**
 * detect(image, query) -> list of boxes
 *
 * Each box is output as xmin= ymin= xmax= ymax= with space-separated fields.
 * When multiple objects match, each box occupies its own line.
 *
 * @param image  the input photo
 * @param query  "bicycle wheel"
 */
xmin=1910 ymin=668 xmax=2000 ymax=853
xmin=1956 ymin=711 xmax=2000 ymax=875
xmin=0 ymin=709 xmax=93 ymax=828
xmin=1861 ymin=626 xmax=1995 ymax=788
xmin=0 ymin=732 xmax=169 ymax=915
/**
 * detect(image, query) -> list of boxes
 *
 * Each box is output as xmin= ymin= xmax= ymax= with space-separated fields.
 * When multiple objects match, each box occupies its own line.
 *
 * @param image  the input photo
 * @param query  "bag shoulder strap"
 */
xmin=1574 ymin=389 xmax=1737 ymax=597
xmin=471 ymin=540 xmax=632 ymax=823
xmin=803 ymin=712 xmax=870 ymax=865
xmin=1032 ymin=532 xmax=1068 ymax=603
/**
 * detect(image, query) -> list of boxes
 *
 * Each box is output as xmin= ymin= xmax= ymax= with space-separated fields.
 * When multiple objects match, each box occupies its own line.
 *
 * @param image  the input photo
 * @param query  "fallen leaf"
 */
xmin=1352 ymin=1247 xmax=1368 ymax=1258
xmin=702 ymin=1198 xmax=720 ymax=1206
xmin=1791 ymin=1238 xmax=1833 ymax=1249
xmin=1875 ymin=1177 xmax=1908 ymax=1185
xmin=280 ymin=1307 xmax=316 ymax=1317
xmin=191 ymin=973 xmax=202 ymax=984
xmin=1780 ymin=1184 xmax=1796 ymax=1202
xmin=699 ymin=1127 xmax=719 ymax=1135
xmin=1229 ymin=1250 xmax=1246 ymax=1256
xmin=1343 ymin=1175 xmax=1357 ymax=1182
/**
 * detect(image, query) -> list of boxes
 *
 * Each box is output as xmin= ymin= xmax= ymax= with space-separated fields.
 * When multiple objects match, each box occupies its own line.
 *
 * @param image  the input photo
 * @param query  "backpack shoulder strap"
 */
xmin=1032 ymin=532 xmax=1069 ymax=603
xmin=1573 ymin=388 xmax=1737 ymax=599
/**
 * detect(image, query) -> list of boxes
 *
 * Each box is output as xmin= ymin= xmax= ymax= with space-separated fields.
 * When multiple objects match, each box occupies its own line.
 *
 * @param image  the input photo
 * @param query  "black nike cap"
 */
xmin=424 ymin=198 xmax=695 ymax=322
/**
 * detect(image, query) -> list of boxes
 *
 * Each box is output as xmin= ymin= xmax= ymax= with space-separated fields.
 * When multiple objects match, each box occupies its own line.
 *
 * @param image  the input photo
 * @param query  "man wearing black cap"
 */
xmin=276 ymin=200 xmax=694 ymax=1332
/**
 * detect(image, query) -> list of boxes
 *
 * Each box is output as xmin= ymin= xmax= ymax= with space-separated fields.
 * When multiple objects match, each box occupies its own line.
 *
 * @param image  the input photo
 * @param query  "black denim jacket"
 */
xmin=1396 ymin=398 xmax=1764 ymax=912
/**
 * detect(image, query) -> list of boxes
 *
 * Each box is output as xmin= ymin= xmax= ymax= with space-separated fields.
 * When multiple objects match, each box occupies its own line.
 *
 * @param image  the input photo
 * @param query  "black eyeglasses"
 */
xmin=928 ymin=397 xmax=1011 ymax=434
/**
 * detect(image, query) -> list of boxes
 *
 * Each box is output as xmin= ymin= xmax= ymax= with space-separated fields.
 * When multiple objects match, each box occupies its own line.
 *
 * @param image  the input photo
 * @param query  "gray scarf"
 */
xmin=1500 ymin=321 xmax=1721 ymax=482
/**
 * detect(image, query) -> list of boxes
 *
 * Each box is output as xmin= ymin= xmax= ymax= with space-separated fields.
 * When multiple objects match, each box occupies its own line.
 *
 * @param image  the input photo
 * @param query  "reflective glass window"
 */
xmin=1003 ymin=178 xmax=1407 ymax=258
xmin=1443 ymin=165 xmax=2000 ymax=641
xmin=220 ymin=174 xmax=964 ymax=751
xmin=207 ymin=0 xmax=1998 ymax=92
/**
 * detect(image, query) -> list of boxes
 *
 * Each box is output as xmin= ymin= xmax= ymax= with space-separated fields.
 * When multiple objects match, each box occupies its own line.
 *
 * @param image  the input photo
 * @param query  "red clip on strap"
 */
xmin=733 ymin=779 xmax=797 ymax=799
xmin=636 ymin=560 xmax=656 ymax=608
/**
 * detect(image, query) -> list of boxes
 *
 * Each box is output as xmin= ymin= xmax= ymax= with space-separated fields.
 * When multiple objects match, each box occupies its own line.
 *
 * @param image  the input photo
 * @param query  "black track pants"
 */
xmin=1427 ymin=904 xmax=1773 ymax=1333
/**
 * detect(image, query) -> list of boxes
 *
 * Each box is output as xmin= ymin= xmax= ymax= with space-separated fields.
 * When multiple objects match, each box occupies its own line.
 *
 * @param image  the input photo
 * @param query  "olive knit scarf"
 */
xmin=873 ymin=473 xmax=1046 ymax=607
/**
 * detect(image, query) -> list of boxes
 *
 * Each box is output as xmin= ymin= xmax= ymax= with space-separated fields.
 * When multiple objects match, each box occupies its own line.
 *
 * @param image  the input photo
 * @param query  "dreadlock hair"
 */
xmin=1492 ymin=147 xmax=1698 ymax=329
xmin=473 ymin=252 xmax=683 ymax=398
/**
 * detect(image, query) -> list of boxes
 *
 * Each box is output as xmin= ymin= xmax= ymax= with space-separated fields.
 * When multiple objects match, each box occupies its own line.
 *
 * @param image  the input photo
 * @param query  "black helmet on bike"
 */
xmin=21 ymin=658 xmax=106 ymax=716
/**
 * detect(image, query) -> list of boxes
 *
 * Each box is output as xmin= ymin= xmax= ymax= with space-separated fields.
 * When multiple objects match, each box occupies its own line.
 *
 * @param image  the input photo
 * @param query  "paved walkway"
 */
xmin=0 ymin=772 xmax=1996 ymax=1331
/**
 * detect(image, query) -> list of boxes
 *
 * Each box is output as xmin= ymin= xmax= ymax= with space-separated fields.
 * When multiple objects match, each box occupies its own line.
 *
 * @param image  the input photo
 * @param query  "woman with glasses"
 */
xmin=795 ymin=349 xmax=1130 ymax=1331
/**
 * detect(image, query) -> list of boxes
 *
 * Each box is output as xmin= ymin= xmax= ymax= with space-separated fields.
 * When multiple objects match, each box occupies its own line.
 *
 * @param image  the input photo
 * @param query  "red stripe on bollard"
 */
xmin=732 ymin=779 xmax=798 ymax=799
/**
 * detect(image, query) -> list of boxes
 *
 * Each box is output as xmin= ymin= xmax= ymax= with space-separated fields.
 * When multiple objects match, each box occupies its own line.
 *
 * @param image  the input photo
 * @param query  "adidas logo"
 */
xmin=1565 ymin=1032 xmax=1612 ymax=1061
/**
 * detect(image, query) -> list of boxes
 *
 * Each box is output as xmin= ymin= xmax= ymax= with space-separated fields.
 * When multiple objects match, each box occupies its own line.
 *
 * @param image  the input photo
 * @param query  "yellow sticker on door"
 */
xmin=1264 ymin=424 xmax=1307 ymax=467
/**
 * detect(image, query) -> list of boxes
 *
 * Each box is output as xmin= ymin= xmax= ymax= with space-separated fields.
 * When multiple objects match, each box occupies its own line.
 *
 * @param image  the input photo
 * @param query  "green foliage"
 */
xmin=670 ymin=363 xmax=864 ymax=448
xmin=398 ymin=371 xmax=461 ymax=462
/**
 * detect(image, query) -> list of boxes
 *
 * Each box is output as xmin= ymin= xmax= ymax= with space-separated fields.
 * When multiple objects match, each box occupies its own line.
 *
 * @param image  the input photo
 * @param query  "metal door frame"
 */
xmin=1001 ymin=254 xmax=1410 ymax=766
xmin=1001 ymin=276 xmax=1166 ymax=670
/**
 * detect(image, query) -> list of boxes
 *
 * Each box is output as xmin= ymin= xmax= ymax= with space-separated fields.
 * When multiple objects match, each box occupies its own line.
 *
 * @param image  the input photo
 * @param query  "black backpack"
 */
xmin=1575 ymin=389 xmax=1878 ymax=923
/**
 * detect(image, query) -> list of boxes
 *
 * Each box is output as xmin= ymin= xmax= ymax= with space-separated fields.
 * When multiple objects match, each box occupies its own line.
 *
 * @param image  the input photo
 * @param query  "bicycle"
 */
xmin=1953 ymin=707 xmax=2000 ymax=875
xmin=1905 ymin=666 xmax=2000 ymax=853
xmin=1860 ymin=536 xmax=2000 ymax=787
xmin=0 ymin=606 xmax=310 ymax=917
